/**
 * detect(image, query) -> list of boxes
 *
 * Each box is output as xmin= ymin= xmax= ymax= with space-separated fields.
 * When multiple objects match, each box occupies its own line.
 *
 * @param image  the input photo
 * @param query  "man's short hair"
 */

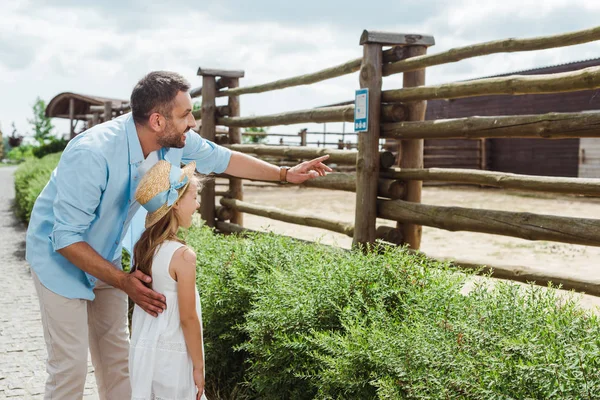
xmin=130 ymin=71 xmax=191 ymax=125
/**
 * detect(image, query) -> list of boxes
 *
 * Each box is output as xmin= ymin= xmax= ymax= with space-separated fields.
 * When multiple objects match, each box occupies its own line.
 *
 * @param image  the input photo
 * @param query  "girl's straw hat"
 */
xmin=135 ymin=160 xmax=196 ymax=228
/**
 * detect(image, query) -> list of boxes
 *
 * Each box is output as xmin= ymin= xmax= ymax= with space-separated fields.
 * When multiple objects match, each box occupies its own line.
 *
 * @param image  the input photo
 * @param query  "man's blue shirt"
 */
xmin=25 ymin=113 xmax=231 ymax=300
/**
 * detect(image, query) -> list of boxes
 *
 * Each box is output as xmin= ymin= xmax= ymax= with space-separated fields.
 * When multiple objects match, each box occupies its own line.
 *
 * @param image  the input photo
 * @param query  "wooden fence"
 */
xmin=193 ymin=26 xmax=600 ymax=296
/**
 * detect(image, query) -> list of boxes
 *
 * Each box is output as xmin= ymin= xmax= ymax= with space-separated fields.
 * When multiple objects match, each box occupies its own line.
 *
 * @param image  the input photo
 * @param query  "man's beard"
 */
xmin=157 ymin=123 xmax=189 ymax=148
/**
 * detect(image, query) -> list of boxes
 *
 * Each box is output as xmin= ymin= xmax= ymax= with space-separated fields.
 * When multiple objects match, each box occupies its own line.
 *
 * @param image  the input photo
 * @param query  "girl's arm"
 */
xmin=172 ymin=247 xmax=205 ymax=375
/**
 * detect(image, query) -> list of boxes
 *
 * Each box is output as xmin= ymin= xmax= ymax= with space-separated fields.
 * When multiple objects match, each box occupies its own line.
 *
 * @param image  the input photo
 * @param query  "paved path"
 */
xmin=0 ymin=166 xmax=99 ymax=399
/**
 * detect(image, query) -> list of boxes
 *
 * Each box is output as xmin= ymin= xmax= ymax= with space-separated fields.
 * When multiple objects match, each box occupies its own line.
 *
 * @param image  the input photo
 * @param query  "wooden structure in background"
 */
xmin=45 ymin=92 xmax=129 ymax=138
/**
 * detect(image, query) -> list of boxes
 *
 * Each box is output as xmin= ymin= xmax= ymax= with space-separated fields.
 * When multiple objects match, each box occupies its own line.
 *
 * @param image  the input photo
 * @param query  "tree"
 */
xmin=28 ymin=97 xmax=54 ymax=144
xmin=242 ymin=126 xmax=268 ymax=144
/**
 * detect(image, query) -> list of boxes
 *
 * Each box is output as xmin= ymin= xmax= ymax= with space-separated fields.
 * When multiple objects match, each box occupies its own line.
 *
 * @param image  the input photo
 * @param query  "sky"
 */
xmin=1 ymin=0 xmax=600 ymax=143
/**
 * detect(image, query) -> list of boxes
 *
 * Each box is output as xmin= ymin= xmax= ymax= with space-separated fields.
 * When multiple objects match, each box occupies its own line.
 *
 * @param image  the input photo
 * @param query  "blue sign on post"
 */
xmin=354 ymin=88 xmax=369 ymax=132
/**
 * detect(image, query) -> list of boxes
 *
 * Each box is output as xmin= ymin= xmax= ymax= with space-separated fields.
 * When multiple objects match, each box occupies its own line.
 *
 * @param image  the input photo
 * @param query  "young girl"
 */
xmin=129 ymin=160 xmax=207 ymax=400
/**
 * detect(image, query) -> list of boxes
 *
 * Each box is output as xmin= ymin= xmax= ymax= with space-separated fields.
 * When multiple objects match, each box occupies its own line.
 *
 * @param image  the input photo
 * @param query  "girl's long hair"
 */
xmin=132 ymin=183 xmax=192 ymax=288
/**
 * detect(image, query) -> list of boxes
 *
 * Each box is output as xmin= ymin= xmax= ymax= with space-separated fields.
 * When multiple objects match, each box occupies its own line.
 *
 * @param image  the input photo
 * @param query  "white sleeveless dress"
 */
xmin=129 ymin=240 xmax=207 ymax=400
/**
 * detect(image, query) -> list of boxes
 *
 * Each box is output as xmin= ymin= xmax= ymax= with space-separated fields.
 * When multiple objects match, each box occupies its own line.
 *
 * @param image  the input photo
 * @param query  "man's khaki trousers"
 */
xmin=32 ymin=272 xmax=131 ymax=400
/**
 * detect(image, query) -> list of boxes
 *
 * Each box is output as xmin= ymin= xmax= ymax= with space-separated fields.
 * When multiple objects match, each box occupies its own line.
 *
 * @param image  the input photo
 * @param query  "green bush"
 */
xmin=7 ymin=144 xmax=36 ymax=161
xmin=183 ymin=225 xmax=600 ymax=399
xmin=32 ymin=138 xmax=68 ymax=159
xmin=14 ymin=152 xmax=61 ymax=223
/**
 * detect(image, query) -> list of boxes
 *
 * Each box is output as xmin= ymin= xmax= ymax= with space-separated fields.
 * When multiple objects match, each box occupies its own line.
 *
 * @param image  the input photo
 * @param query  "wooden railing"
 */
xmin=194 ymin=26 xmax=600 ymax=296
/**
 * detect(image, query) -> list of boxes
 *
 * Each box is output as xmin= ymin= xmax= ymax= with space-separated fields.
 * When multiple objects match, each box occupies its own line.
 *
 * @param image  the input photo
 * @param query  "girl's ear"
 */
xmin=172 ymin=201 xmax=180 ymax=210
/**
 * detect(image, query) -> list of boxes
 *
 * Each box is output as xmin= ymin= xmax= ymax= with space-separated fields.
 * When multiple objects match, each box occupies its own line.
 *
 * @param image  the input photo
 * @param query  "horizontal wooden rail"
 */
xmin=380 ymin=168 xmax=600 ymax=196
xmin=215 ymin=221 xmax=600 ymax=297
xmin=383 ymin=25 xmax=600 ymax=76
xmin=217 ymin=172 xmax=404 ymax=199
xmin=216 ymin=47 xmax=407 ymax=98
xmin=225 ymin=144 xmax=396 ymax=168
xmin=377 ymin=199 xmax=600 ymax=246
xmin=220 ymin=198 xmax=354 ymax=236
xmin=216 ymin=103 xmax=407 ymax=128
xmin=449 ymin=258 xmax=600 ymax=297
xmin=218 ymin=105 xmax=354 ymax=127
xmin=381 ymin=66 xmax=600 ymax=102
xmin=381 ymin=111 xmax=600 ymax=140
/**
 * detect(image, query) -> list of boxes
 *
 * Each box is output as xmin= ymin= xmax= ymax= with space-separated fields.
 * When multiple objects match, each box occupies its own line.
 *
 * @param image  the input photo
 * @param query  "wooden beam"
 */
xmin=225 ymin=144 xmax=396 ymax=168
xmin=192 ymin=105 xmax=231 ymax=120
xmin=377 ymin=199 xmax=600 ymax=247
xmin=199 ymin=76 xmax=217 ymax=227
xmin=397 ymin=45 xmax=429 ymax=250
xmin=447 ymin=259 xmax=600 ymax=297
xmin=220 ymin=198 xmax=354 ymax=237
xmin=103 ymin=101 xmax=112 ymax=122
xmin=381 ymin=111 xmax=600 ymax=140
xmin=69 ymin=98 xmax=75 ymax=138
xmin=359 ymin=30 xmax=435 ymax=46
xmin=384 ymin=25 xmax=600 ymax=76
xmin=217 ymin=105 xmax=355 ymax=127
xmin=216 ymin=47 xmax=409 ymax=98
xmin=299 ymin=173 xmax=405 ymax=199
xmin=227 ymin=77 xmax=243 ymax=226
xmin=380 ymin=167 xmax=600 ymax=196
xmin=353 ymin=41 xmax=383 ymax=247
xmin=190 ymin=86 xmax=202 ymax=98
xmin=214 ymin=219 xmax=600 ymax=297
xmin=382 ymin=66 xmax=600 ymax=103
xmin=197 ymin=68 xmax=245 ymax=78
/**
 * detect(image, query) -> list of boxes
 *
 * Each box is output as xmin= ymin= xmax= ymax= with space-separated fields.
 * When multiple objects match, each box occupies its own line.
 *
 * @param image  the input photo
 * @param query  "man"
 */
xmin=25 ymin=71 xmax=330 ymax=399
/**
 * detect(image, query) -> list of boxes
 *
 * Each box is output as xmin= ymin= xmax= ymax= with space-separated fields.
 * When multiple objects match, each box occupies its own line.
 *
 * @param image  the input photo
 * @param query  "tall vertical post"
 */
xmin=353 ymin=32 xmax=383 ymax=248
xmin=196 ymin=68 xmax=245 ymax=228
xmin=104 ymin=101 xmax=112 ymax=123
xmin=299 ymin=129 xmax=307 ymax=146
xmin=398 ymin=42 xmax=433 ymax=250
xmin=69 ymin=98 xmax=75 ymax=138
xmin=199 ymin=74 xmax=217 ymax=227
xmin=227 ymin=77 xmax=244 ymax=226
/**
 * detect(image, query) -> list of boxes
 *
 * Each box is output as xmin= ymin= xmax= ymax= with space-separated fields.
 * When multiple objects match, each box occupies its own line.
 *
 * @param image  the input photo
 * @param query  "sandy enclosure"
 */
xmin=216 ymin=182 xmax=600 ymax=310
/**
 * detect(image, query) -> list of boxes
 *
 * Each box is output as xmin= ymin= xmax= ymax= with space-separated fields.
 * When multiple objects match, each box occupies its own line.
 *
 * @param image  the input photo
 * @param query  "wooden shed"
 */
xmin=46 ymin=92 xmax=129 ymax=138
xmin=424 ymin=58 xmax=600 ymax=177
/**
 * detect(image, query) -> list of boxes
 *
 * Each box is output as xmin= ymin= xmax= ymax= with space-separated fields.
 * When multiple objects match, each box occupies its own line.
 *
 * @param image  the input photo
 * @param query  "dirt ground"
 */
xmin=227 ymin=183 xmax=600 ymax=310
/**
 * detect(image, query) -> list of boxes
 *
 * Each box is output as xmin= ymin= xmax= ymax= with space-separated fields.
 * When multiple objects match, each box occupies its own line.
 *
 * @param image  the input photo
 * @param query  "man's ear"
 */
xmin=148 ymin=113 xmax=165 ymax=132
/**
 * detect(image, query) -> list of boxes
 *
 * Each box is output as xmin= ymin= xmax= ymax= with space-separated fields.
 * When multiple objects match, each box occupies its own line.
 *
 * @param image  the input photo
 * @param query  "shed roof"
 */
xmin=46 ymin=92 xmax=128 ymax=119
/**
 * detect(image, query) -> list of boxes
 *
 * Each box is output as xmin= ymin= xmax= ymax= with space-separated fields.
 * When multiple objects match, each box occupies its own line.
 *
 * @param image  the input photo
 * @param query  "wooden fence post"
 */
xmin=299 ymin=129 xmax=307 ymax=146
xmin=353 ymin=31 xmax=384 ymax=247
xmin=69 ymin=98 xmax=75 ymax=138
xmin=227 ymin=76 xmax=244 ymax=226
xmin=199 ymin=73 xmax=217 ymax=227
xmin=197 ymin=68 xmax=245 ymax=228
xmin=104 ymin=101 xmax=112 ymax=122
xmin=398 ymin=40 xmax=434 ymax=250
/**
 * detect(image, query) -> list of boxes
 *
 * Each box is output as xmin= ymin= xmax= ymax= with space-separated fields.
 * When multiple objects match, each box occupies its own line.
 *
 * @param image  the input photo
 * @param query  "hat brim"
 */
xmin=143 ymin=161 xmax=197 ymax=229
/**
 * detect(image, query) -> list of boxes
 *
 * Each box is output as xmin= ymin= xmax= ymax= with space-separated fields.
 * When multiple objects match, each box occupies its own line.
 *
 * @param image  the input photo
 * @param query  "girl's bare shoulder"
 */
xmin=172 ymin=245 xmax=197 ymax=267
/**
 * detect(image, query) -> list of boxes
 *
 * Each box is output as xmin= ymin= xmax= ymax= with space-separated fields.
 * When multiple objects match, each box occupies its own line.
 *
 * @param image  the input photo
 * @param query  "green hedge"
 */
xmin=14 ymin=152 xmax=61 ymax=223
xmin=184 ymin=225 xmax=600 ymax=399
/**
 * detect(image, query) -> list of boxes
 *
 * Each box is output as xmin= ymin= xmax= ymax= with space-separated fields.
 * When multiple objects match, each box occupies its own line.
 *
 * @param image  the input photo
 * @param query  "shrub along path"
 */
xmin=0 ymin=166 xmax=99 ymax=399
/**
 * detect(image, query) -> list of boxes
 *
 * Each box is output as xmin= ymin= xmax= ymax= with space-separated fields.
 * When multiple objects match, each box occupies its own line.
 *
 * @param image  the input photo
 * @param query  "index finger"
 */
xmin=306 ymin=155 xmax=330 ymax=165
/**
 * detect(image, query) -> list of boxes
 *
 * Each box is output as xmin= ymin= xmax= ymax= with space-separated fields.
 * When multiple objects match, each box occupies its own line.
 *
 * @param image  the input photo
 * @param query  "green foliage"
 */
xmin=13 ymin=152 xmax=61 ymax=223
xmin=29 ymin=97 xmax=55 ymax=144
xmin=242 ymin=127 xmax=268 ymax=144
xmin=183 ymin=224 xmax=600 ymax=399
xmin=6 ymin=144 xmax=35 ymax=161
xmin=32 ymin=138 xmax=68 ymax=159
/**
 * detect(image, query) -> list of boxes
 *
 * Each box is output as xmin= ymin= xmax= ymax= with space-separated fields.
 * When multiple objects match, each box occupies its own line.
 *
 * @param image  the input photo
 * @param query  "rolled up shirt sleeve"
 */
xmin=182 ymin=130 xmax=232 ymax=174
xmin=51 ymin=148 xmax=108 ymax=251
